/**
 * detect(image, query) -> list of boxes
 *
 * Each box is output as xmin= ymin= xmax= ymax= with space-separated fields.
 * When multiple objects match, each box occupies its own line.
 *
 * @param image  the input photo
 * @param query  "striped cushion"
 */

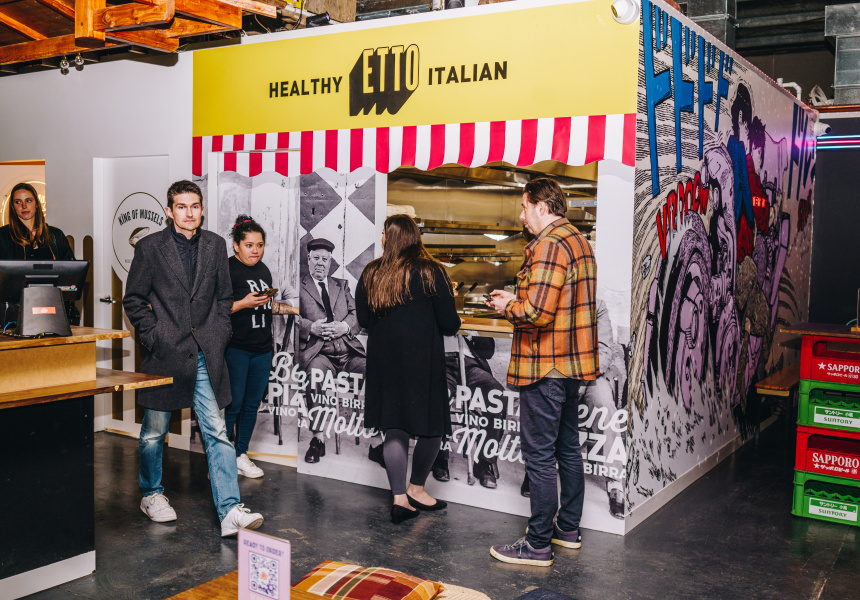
xmin=293 ymin=561 xmax=442 ymax=600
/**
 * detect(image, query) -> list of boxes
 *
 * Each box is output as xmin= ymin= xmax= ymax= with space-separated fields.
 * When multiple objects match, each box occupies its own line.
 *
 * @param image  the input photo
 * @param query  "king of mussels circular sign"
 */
xmin=112 ymin=192 xmax=165 ymax=273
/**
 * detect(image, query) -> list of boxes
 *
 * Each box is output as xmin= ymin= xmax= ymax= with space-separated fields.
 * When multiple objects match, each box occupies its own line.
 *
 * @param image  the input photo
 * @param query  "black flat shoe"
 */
xmin=368 ymin=444 xmax=385 ymax=468
xmin=391 ymin=504 xmax=420 ymax=524
xmin=407 ymin=494 xmax=447 ymax=511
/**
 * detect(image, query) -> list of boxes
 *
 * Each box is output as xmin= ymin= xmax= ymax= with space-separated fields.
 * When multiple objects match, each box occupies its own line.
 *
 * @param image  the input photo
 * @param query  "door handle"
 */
xmin=100 ymin=296 xmax=116 ymax=304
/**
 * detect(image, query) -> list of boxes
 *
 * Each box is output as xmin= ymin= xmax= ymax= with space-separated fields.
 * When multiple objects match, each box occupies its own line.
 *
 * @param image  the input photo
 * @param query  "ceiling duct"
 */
xmin=826 ymin=3 xmax=860 ymax=105
xmin=684 ymin=0 xmax=737 ymax=48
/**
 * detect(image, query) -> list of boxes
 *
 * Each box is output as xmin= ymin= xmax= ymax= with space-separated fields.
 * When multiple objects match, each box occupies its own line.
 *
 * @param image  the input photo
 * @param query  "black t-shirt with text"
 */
xmin=228 ymin=255 xmax=274 ymax=353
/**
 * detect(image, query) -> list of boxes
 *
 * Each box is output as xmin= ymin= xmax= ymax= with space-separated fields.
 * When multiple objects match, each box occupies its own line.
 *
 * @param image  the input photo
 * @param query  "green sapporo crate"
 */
xmin=798 ymin=379 xmax=860 ymax=433
xmin=792 ymin=470 xmax=860 ymax=527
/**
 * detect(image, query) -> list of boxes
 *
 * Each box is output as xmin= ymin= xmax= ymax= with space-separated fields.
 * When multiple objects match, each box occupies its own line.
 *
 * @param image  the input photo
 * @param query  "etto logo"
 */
xmin=349 ymin=44 xmax=420 ymax=116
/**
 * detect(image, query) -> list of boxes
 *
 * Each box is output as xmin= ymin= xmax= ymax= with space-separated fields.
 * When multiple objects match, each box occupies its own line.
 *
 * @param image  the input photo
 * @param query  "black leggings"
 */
xmin=382 ymin=429 xmax=441 ymax=496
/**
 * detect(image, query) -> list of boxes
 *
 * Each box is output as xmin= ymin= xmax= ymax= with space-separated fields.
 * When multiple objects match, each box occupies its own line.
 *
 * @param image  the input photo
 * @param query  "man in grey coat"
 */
xmin=123 ymin=180 xmax=264 ymax=537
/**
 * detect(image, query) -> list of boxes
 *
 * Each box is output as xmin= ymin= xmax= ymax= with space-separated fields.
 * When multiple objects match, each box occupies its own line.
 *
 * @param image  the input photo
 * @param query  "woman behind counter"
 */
xmin=1 ymin=182 xmax=77 ymax=328
xmin=0 ymin=182 xmax=74 ymax=260
xmin=356 ymin=214 xmax=461 ymax=524
xmin=225 ymin=215 xmax=298 ymax=479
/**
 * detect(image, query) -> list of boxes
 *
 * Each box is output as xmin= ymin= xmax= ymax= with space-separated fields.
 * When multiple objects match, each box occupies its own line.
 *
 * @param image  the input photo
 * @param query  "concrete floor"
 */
xmin=25 ymin=420 xmax=858 ymax=600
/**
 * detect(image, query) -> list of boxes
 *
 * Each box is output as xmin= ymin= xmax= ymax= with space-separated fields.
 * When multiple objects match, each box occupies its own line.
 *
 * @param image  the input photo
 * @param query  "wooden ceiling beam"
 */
xmin=76 ymin=0 xmax=107 ymax=47
xmin=216 ymin=0 xmax=276 ymax=18
xmin=0 ymin=34 xmax=117 ymax=65
xmin=164 ymin=16 xmax=234 ymax=38
xmin=174 ymin=0 xmax=241 ymax=28
xmin=94 ymin=0 xmax=175 ymax=32
xmin=107 ymin=29 xmax=179 ymax=52
xmin=36 ymin=0 xmax=76 ymax=20
xmin=0 ymin=9 xmax=48 ymax=40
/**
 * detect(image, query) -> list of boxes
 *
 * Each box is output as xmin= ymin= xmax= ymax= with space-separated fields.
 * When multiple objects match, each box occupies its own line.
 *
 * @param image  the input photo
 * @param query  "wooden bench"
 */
xmin=754 ymin=362 xmax=800 ymax=446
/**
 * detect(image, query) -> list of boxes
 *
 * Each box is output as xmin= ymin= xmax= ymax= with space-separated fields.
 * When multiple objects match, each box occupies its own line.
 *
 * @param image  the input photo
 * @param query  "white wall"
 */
xmin=0 ymin=56 xmax=194 ymax=250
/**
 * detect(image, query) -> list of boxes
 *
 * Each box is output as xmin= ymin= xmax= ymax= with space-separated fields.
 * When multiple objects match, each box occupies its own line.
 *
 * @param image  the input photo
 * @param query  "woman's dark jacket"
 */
xmin=356 ymin=265 xmax=461 ymax=437
xmin=0 ymin=225 xmax=74 ymax=260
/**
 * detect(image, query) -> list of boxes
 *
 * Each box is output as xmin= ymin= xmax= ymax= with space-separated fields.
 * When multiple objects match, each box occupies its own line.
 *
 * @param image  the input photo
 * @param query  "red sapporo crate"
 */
xmin=796 ymin=424 xmax=860 ymax=481
xmin=800 ymin=335 xmax=860 ymax=386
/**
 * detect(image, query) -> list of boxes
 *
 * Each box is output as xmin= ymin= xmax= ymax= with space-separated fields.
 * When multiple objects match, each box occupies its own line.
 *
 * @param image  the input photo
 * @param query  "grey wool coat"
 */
xmin=123 ymin=226 xmax=233 ymax=411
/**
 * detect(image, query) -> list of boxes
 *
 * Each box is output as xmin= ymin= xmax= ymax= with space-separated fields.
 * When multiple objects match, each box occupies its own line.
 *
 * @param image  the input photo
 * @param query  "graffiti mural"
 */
xmin=628 ymin=1 xmax=815 ymax=512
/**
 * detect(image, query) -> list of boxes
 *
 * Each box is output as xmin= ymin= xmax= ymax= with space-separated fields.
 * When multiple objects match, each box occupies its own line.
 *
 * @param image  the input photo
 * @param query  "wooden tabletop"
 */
xmin=0 ymin=368 xmax=172 ymax=410
xmin=166 ymin=571 xmax=325 ymax=600
xmin=0 ymin=326 xmax=129 ymax=350
xmin=781 ymin=322 xmax=860 ymax=340
xmin=459 ymin=316 xmax=514 ymax=335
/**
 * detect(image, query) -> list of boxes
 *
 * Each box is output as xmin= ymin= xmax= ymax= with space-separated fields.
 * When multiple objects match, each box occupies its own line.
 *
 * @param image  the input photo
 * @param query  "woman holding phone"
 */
xmin=356 ymin=214 xmax=461 ymax=523
xmin=225 ymin=215 xmax=298 ymax=478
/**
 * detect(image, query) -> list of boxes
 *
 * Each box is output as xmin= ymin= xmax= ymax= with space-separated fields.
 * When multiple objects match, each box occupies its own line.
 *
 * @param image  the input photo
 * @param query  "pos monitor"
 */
xmin=0 ymin=260 xmax=90 ymax=337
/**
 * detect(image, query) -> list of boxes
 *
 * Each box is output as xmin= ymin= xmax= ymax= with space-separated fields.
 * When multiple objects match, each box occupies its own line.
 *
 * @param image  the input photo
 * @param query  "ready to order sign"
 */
xmin=192 ymin=1 xmax=638 ymax=137
xmin=807 ymin=498 xmax=859 ymax=522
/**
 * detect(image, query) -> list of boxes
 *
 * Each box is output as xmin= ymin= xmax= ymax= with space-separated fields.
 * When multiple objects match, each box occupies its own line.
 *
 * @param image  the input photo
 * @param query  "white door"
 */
xmin=93 ymin=156 xmax=170 ymax=437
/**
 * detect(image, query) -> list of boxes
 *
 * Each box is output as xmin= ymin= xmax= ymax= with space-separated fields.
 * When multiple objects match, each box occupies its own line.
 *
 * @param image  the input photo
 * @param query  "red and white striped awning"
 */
xmin=192 ymin=114 xmax=635 ymax=177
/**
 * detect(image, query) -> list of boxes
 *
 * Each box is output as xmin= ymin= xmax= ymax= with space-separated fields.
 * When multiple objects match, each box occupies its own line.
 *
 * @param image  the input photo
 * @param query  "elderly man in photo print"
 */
xmin=297 ymin=237 xmax=367 ymax=463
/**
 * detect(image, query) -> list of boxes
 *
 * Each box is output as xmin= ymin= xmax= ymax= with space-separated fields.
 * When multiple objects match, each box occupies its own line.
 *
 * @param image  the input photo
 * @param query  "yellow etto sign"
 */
xmin=193 ymin=0 xmax=638 ymax=137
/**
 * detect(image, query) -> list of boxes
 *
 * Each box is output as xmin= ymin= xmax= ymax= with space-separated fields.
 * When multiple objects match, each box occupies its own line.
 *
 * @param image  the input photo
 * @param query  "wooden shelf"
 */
xmin=781 ymin=322 xmax=860 ymax=340
xmin=459 ymin=316 xmax=514 ymax=335
xmin=0 ymin=326 xmax=129 ymax=350
xmin=0 ymin=368 xmax=172 ymax=410
xmin=416 ymin=218 xmax=522 ymax=235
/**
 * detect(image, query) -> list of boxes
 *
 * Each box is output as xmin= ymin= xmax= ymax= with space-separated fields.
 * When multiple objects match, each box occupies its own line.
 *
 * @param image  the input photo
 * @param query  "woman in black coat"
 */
xmin=0 ymin=182 xmax=77 ymax=328
xmin=0 ymin=182 xmax=74 ymax=261
xmin=356 ymin=214 xmax=461 ymax=524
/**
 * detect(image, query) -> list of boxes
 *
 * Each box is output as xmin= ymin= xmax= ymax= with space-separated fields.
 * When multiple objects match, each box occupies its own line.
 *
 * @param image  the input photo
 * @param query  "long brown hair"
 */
xmin=7 ymin=182 xmax=51 ymax=250
xmin=360 ymin=214 xmax=449 ymax=314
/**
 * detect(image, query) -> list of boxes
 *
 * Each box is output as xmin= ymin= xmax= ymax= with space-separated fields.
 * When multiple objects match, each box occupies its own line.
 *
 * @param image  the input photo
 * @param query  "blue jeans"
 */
xmin=224 ymin=347 xmax=272 ymax=456
xmin=139 ymin=351 xmax=241 ymax=520
xmin=520 ymin=377 xmax=584 ymax=549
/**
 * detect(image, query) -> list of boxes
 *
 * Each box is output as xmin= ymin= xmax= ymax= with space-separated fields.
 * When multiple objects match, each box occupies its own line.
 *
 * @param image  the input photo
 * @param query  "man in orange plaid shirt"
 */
xmin=486 ymin=177 xmax=598 ymax=567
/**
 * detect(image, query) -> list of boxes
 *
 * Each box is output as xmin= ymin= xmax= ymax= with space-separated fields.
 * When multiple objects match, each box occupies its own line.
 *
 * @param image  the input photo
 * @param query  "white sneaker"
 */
xmin=221 ymin=504 xmax=263 ymax=537
xmin=237 ymin=454 xmax=264 ymax=478
xmin=140 ymin=493 xmax=177 ymax=523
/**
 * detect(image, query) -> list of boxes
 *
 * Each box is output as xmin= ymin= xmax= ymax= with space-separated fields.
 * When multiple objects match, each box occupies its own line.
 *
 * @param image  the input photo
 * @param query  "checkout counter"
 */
xmin=0 ymin=327 xmax=172 ymax=600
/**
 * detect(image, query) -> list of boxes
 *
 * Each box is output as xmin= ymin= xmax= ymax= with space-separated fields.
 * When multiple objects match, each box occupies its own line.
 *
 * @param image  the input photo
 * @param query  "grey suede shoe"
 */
xmin=490 ymin=537 xmax=553 ymax=567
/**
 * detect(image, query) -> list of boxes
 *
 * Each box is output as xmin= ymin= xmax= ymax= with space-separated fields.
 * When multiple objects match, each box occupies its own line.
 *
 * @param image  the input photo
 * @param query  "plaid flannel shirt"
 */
xmin=504 ymin=217 xmax=598 ymax=386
